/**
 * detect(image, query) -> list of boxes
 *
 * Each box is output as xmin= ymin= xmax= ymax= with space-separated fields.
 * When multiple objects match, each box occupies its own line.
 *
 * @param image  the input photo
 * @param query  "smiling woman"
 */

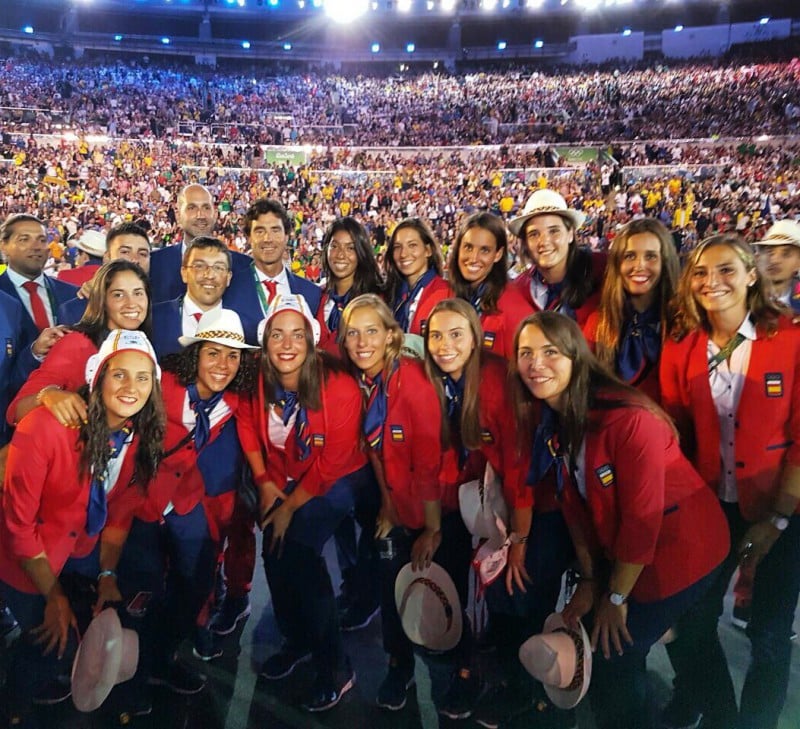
xmin=0 ymin=330 xmax=164 ymax=726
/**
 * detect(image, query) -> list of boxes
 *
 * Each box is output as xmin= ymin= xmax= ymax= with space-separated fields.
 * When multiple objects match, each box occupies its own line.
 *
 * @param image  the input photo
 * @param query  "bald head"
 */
xmin=177 ymin=184 xmax=217 ymax=240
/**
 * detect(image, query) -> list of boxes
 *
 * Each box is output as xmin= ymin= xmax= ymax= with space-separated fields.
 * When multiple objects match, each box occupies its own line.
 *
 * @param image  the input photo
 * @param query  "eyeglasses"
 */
xmin=185 ymin=262 xmax=229 ymax=276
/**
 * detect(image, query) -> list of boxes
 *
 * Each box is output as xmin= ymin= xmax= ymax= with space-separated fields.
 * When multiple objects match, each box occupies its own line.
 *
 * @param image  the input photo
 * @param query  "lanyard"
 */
xmin=707 ymin=332 xmax=746 ymax=374
xmin=251 ymin=262 xmax=271 ymax=316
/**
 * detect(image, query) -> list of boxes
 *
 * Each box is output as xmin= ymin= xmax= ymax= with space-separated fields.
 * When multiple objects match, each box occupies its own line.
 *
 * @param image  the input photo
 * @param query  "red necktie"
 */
xmin=22 ymin=281 xmax=51 ymax=332
xmin=193 ymin=312 xmax=203 ymax=323
xmin=264 ymin=280 xmax=278 ymax=303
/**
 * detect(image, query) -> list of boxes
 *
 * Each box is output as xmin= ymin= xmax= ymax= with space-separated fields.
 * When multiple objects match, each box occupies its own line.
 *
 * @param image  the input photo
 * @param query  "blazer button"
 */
xmin=69 ymin=531 xmax=77 ymax=538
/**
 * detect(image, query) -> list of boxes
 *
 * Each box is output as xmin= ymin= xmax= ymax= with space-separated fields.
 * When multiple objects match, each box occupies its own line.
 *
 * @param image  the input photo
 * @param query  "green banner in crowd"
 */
xmin=264 ymin=149 xmax=308 ymax=166
xmin=553 ymin=147 xmax=600 ymax=166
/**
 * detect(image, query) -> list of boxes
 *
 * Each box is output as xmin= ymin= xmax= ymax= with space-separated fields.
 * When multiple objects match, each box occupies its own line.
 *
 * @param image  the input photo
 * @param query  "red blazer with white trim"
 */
xmin=659 ymin=316 xmax=800 ymax=521
xmin=236 ymin=366 xmax=367 ymax=497
xmin=559 ymin=402 xmax=729 ymax=602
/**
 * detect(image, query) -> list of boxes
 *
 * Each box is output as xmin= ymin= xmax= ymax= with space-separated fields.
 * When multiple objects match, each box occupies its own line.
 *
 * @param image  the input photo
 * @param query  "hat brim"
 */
xmin=71 ymin=609 xmax=124 ymax=713
xmin=178 ymin=333 xmax=259 ymax=350
xmin=508 ymin=209 xmax=586 ymax=238
xmin=395 ymin=563 xmax=462 ymax=652
xmin=536 ymin=612 xmax=592 ymax=710
xmin=758 ymin=235 xmax=800 ymax=248
xmin=76 ymin=243 xmax=106 ymax=257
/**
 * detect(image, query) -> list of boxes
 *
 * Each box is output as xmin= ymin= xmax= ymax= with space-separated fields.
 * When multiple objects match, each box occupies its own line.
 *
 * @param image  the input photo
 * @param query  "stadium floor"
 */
xmin=8 ymin=529 xmax=800 ymax=729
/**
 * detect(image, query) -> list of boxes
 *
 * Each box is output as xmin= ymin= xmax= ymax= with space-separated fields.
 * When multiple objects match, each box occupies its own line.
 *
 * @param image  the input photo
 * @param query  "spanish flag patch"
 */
xmin=765 ymin=373 xmax=783 ymax=398
xmin=480 ymin=429 xmax=495 ymax=444
xmin=482 ymin=332 xmax=496 ymax=349
xmin=313 ymin=434 xmax=325 ymax=447
xmin=595 ymin=463 xmax=615 ymax=488
xmin=390 ymin=425 xmax=405 ymax=442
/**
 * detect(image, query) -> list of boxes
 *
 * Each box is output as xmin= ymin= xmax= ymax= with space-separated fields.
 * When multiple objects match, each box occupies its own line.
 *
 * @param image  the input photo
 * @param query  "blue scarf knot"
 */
xmin=274 ymin=385 xmax=311 ymax=460
xmin=394 ymin=268 xmax=436 ymax=333
xmin=526 ymin=403 xmax=566 ymax=495
xmin=86 ymin=423 xmax=132 ymax=536
xmin=326 ymin=288 xmax=351 ymax=334
xmin=188 ymin=383 xmax=225 ymax=451
xmin=616 ymin=300 xmax=661 ymax=383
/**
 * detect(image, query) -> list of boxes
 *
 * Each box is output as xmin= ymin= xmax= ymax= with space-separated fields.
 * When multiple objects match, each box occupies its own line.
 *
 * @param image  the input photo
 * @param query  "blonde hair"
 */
xmin=339 ymin=293 xmax=403 ymax=380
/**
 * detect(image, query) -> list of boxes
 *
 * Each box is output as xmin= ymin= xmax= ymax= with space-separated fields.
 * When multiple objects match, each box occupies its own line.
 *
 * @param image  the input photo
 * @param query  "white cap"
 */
xmin=85 ymin=330 xmax=161 ymax=391
xmin=257 ymin=293 xmax=321 ymax=345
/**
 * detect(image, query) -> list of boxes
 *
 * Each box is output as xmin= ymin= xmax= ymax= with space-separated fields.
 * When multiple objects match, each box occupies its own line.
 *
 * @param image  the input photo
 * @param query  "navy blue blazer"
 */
xmin=149 ymin=244 xmax=254 ymax=304
xmin=0 ymin=271 xmax=78 ymax=348
xmin=0 ymin=290 xmax=40 ymax=446
xmin=57 ymin=296 xmax=88 ymax=326
xmin=150 ymin=298 xmax=184 ymax=360
xmin=223 ymin=267 xmax=323 ymax=346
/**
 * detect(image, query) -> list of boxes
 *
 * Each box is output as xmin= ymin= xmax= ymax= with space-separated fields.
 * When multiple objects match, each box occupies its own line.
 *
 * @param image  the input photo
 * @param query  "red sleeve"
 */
xmin=235 ymin=389 xmax=264 ymax=455
xmin=658 ymin=337 xmax=696 ymax=450
xmin=499 ymin=287 xmax=533 ymax=362
xmin=7 ymin=332 xmax=96 ymax=425
xmin=2 ymin=411 xmax=60 ymax=560
xmin=607 ymin=409 xmax=666 ymax=566
xmin=106 ymin=437 xmax=147 ymax=534
xmin=785 ymin=322 xmax=800 ymax=469
xmin=582 ymin=311 xmax=599 ymax=353
xmin=296 ymin=372 xmax=366 ymax=497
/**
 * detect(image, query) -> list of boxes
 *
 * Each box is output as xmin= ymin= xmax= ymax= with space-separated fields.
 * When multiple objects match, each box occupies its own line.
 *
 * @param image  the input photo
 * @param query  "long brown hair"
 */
xmin=448 ymin=212 xmax=509 ymax=315
xmin=384 ymin=217 xmax=445 ymax=305
xmin=78 ymin=363 xmax=165 ymax=490
xmin=423 ymin=298 xmax=483 ymax=449
xmin=594 ymin=218 xmax=680 ymax=369
xmin=260 ymin=314 xmax=324 ymax=411
xmin=670 ymin=233 xmax=783 ymax=340
xmin=338 ymin=293 xmax=403 ymax=382
xmin=510 ymin=312 xmax=674 ymax=462
xmin=74 ymin=260 xmax=153 ymax=346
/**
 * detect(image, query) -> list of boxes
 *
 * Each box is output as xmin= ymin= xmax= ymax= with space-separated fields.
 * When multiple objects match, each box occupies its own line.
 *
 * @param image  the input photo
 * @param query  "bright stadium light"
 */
xmin=114 ymin=34 xmax=123 ymax=41
xmin=427 ymin=0 xmax=434 ymax=9
xmin=298 ymin=0 xmax=305 ymax=6
xmin=502 ymin=0 xmax=511 ymax=7
xmin=482 ymin=0 xmax=498 ymax=10
xmin=674 ymin=24 xmax=683 ymax=32
xmin=534 ymin=39 xmax=544 ymax=48
xmin=622 ymin=27 xmax=631 ymax=36
xmin=23 ymin=25 xmax=34 ymax=34
xmin=397 ymin=0 xmax=412 ymax=12
xmin=497 ymin=40 xmax=507 ymax=50
xmin=371 ymin=42 xmax=380 ymax=52
xmin=283 ymin=41 xmax=292 ymax=50
xmin=759 ymin=16 xmax=769 ymax=24
xmin=161 ymin=36 xmax=170 ymax=44
xmin=442 ymin=0 xmax=457 ymax=9
xmin=406 ymin=42 xmax=415 ymax=52
xmin=576 ymin=0 xmax=600 ymax=9
xmin=242 ymin=40 xmax=251 ymax=49
xmin=325 ymin=0 xmax=368 ymax=22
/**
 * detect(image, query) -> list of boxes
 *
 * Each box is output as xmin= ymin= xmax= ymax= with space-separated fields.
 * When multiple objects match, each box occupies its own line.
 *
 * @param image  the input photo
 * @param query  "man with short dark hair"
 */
xmin=150 ymin=237 xmax=233 ymax=359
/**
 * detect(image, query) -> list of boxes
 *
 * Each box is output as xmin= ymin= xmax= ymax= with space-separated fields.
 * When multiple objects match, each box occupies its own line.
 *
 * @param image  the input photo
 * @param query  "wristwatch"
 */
xmin=608 ymin=591 xmax=628 ymax=606
xmin=769 ymin=513 xmax=790 ymax=532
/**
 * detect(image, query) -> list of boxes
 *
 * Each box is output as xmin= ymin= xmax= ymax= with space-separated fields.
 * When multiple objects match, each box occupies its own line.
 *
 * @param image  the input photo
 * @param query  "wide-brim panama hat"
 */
xmin=508 ymin=189 xmax=586 ymax=237
xmin=395 ymin=562 xmax=462 ymax=652
xmin=85 ymin=329 xmax=161 ymax=391
xmin=257 ymin=293 xmax=321 ymax=346
xmin=519 ymin=611 xmax=592 ymax=709
xmin=458 ymin=462 xmax=509 ymax=545
xmin=759 ymin=219 xmax=800 ymax=248
xmin=71 ymin=608 xmax=139 ymax=713
xmin=73 ymin=229 xmax=107 ymax=257
xmin=178 ymin=308 xmax=258 ymax=349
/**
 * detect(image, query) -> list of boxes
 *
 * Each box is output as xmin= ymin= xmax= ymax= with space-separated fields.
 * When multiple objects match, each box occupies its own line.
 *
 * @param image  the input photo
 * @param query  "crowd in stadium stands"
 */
xmin=1 ymin=52 xmax=800 ymax=146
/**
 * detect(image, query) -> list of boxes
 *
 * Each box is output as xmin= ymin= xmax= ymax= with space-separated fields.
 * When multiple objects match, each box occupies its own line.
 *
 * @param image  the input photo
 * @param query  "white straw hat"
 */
xmin=508 ymin=189 xmax=586 ymax=237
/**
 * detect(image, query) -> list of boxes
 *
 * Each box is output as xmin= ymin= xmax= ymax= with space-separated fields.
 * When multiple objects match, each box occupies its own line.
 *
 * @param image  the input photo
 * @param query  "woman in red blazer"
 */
xmin=236 ymin=293 xmax=376 ymax=713
xmin=384 ymin=217 xmax=453 ymax=340
xmin=448 ymin=212 xmax=532 ymax=360
xmin=508 ymin=188 xmax=605 ymax=328
xmin=583 ymin=218 xmax=680 ymax=403
xmin=660 ymin=233 xmax=800 ymax=729
xmin=315 ymin=217 xmax=383 ymax=355
xmin=514 ymin=311 xmax=729 ymax=729
xmin=8 ymin=259 xmax=152 ymax=428
xmin=0 ymin=329 xmax=164 ymax=726
xmin=339 ymin=293 xmax=445 ymax=713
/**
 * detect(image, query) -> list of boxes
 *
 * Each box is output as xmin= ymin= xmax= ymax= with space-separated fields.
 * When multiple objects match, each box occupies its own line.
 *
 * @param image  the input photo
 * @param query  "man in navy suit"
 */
xmin=224 ymin=197 xmax=322 ymax=345
xmin=150 ymin=237 xmax=233 ymax=359
xmin=149 ymin=184 xmax=252 ymax=305
xmin=0 ymin=214 xmax=75 ymax=358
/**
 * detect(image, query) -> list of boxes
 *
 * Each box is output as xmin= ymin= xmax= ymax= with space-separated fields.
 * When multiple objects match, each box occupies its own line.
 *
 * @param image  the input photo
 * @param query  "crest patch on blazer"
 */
xmin=312 ymin=434 xmax=325 ymax=447
xmin=765 ymin=373 xmax=783 ymax=398
xmin=390 ymin=425 xmax=405 ymax=442
xmin=595 ymin=463 xmax=615 ymax=488
xmin=482 ymin=332 xmax=496 ymax=349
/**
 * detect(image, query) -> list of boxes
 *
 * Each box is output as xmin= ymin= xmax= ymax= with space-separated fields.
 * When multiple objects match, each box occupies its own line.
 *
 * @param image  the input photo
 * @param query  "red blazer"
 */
xmin=236 ymin=366 xmax=367 ymax=497
xmin=409 ymin=275 xmax=453 ymax=337
xmin=479 ymin=284 xmax=533 ymax=360
xmin=315 ymin=292 xmax=341 ymax=357
xmin=57 ymin=265 xmax=100 ymax=287
xmin=0 ymin=407 xmax=143 ymax=593
xmin=7 ymin=331 xmax=97 ymax=426
xmin=583 ymin=311 xmax=661 ymax=403
xmin=438 ymin=355 xmax=528 ymax=512
xmin=659 ymin=317 xmax=800 ymax=521
xmin=369 ymin=358 xmax=442 ymax=530
xmin=138 ymin=372 xmax=239 ymax=523
xmin=559 ymin=402 xmax=729 ymax=602
xmin=513 ymin=250 xmax=606 ymax=328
